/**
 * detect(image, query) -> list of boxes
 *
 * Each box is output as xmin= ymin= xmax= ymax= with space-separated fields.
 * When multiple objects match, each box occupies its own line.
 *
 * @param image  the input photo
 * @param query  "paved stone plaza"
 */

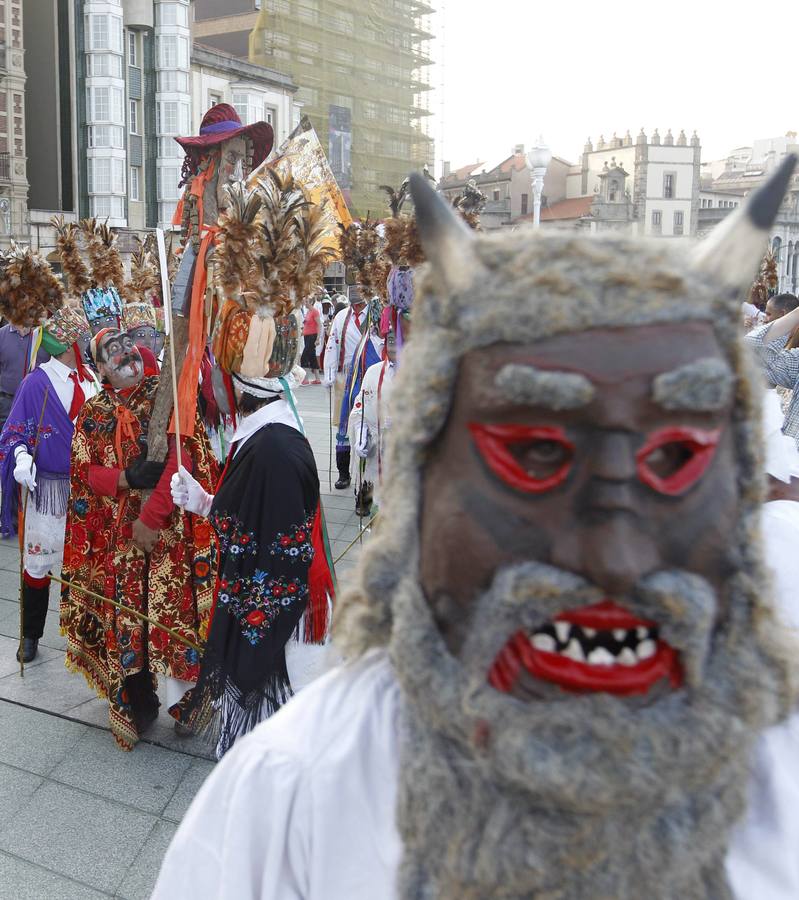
xmin=0 ymin=383 xmax=367 ymax=899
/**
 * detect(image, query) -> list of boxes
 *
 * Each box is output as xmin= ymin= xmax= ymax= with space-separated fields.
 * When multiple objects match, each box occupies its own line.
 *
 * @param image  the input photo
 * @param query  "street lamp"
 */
xmin=527 ymin=137 xmax=552 ymax=228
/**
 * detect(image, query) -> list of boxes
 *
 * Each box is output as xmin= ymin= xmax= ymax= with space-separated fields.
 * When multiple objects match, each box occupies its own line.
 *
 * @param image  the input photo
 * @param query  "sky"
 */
xmin=431 ymin=0 xmax=797 ymax=173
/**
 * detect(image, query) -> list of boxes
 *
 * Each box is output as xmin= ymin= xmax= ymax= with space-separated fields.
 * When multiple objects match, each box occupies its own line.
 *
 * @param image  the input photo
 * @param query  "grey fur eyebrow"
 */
xmin=494 ymin=364 xmax=595 ymax=410
xmin=651 ymin=357 xmax=735 ymax=412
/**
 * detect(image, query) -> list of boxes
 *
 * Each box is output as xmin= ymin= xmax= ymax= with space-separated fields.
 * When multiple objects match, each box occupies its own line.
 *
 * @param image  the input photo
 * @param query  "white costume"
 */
xmin=153 ymin=643 xmax=799 ymax=900
xmin=322 ymin=305 xmax=383 ymax=427
xmin=725 ymin=390 xmax=799 ymax=898
xmin=348 ymin=359 xmax=394 ymax=500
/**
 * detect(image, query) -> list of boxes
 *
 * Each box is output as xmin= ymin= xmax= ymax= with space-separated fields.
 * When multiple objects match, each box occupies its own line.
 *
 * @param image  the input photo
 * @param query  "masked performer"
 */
xmin=60 ymin=329 xmax=218 ymax=750
xmin=121 ymin=242 xmax=161 ymax=361
xmin=168 ymin=171 xmax=335 ymax=758
xmin=142 ymin=104 xmax=273 ymax=470
xmin=155 ymin=159 xmax=799 ymax=900
xmin=322 ymin=285 xmax=382 ymax=489
xmin=348 ymin=318 xmax=406 ymax=516
xmin=0 ymin=247 xmax=95 ymax=663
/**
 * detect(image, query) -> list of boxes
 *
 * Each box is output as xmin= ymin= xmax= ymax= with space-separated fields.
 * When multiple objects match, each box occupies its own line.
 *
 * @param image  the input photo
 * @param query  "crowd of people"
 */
xmin=1 ymin=102 xmax=797 ymax=898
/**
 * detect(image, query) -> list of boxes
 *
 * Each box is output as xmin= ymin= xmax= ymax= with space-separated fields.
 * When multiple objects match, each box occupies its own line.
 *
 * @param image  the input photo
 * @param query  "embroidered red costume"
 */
xmin=60 ymin=375 xmax=218 ymax=750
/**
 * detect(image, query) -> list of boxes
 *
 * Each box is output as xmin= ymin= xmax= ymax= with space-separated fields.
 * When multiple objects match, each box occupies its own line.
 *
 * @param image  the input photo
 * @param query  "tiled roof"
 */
xmin=515 ymin=196 xmax=594 ymax=222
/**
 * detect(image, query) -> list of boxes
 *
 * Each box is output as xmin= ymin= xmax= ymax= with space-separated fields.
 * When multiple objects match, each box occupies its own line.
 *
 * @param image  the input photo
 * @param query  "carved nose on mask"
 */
xmin=583 ymin=431 xmax=637 ymax=513
xmin=579 ymin=517 xmax=660 ymax=598
xmin=232 ymin=159 xmax=243 ymax=181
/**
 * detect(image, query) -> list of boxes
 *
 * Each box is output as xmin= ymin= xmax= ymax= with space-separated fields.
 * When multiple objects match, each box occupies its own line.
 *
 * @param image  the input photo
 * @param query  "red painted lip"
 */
xmin=554 ymin=599 xmax=655 ymax=630
xmin=488 ymin=601 xmax=683 ymax=697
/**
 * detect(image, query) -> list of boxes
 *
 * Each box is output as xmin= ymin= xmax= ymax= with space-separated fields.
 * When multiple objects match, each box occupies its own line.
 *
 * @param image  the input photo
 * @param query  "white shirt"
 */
xmin=230 ymin=397 xmax=303 ymax=456
xmin=152 ymin=642 xmax=798 ymax=900
xmin=152 ymin=652 xmax=400 ymax=900
xmin=322 ymin=306 xmax=383 ymax=386
xmin=40 ymin=356 xmax=97 ymax=420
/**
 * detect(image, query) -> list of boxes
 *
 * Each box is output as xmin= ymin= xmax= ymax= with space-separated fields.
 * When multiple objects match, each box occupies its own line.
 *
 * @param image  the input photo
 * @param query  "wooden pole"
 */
xmin=156 ymin=228 xmax=183 ymax=477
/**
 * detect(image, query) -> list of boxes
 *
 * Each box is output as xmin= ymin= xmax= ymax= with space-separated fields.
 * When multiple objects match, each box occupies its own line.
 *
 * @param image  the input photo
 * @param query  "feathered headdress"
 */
xmin=0 ymin=242 xmax=65 ymax=328
xmin=80 ymin=218 xmax=125 ymax=291
xmin=51 ymin=215 xmax=92 ymax=296
xmin=337 ymin=217 xmax=390 ymax=301
xmin=121 ymin=240 xmax=159 ymax=332
xmin=212 ymin=170 xmax=335 ymax=377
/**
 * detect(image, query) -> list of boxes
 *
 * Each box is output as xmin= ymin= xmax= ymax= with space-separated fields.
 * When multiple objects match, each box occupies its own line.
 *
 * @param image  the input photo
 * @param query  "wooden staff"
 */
xmin=51 ymin=573 xmax=201 ymax=652
xmin=156 ymin=228 xmax=183 ymax=478
xmin=18 ymin=386 xmax=50 ymax=677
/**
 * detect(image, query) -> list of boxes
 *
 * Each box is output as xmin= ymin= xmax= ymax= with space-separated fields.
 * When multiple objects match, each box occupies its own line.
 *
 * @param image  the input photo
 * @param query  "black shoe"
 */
xmin=16 ymin=637 xmax=38 ymax=663
xmin=133 ymin=704 xmax=159 ymax=735
xmin=335 ymin=474 xmax=351 ymax=490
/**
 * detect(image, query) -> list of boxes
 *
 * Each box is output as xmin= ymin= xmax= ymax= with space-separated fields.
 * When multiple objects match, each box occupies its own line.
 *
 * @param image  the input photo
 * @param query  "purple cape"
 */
xmin=0 ymin=367 xmax=75 ymax=532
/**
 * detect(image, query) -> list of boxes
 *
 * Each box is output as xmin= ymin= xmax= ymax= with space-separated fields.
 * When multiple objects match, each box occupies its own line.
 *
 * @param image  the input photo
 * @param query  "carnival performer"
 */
xmin=154 ymin=161 xmax=799 ymax=900
xmin=0 ymin=296 xmax=95 ymax=663
xmin=348 ymin=318 xmax=405 ymax=516
xmin=60 ymin=328 xmax=218 ymax=750
xmin=169 ymin=369 xmax=331 ymax=757
xmin=121 ymin=242 xmax=161 ymax=361
xmin=163 ymin=160 xmax=336 ymax=758
xmin=323 ymin=285 xmax=383 ymax=489
xmin=725 ymin=387 xmax=799 ymax=896
xmin=0 ymin=321 xmax=48 ymax=432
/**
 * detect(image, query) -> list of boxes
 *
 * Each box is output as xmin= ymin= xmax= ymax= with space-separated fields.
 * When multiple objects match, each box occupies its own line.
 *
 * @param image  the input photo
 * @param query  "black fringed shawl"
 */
xmin=174 ymin=422 xmax=320 ymax=756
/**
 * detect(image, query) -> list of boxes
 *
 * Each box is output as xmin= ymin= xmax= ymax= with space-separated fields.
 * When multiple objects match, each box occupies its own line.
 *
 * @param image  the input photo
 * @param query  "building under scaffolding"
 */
xmin=193 ymin=0 xmax=436 ymax=219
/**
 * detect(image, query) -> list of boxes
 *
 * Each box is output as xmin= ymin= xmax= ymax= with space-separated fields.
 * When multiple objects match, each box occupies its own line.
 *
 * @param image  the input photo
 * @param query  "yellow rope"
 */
xmin=333 ymin=512 xmax=378 ymax=564
xmin=50 ymin=573 xmax=202 ymax=652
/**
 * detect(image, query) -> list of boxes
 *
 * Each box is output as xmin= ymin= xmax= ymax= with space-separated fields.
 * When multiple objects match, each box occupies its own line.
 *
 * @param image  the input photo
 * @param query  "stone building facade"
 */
xmin=561 ymin=129 xmax=701 ymax=236
xmin=0 ymin=0 xmax=29 ymax=246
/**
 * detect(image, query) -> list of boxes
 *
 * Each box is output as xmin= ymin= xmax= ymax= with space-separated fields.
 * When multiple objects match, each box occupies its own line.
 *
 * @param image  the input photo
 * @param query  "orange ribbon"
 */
xmin=114 ymin=405 xmax=138 ymax=466
xmin=113 ymin=403 xmax=138 ymax=529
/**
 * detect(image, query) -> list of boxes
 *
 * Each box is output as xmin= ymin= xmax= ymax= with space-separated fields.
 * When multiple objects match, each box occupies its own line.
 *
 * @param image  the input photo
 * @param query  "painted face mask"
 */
xmin=334 ymin=161 xmax=799 ymax=899
xmin=98 ymin=331 xmax=144 ymax=390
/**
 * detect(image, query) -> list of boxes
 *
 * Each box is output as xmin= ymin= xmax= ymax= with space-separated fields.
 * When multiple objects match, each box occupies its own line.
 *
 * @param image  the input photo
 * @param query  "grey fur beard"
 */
xmin=388 ymin=561 xmax=789 ymax=900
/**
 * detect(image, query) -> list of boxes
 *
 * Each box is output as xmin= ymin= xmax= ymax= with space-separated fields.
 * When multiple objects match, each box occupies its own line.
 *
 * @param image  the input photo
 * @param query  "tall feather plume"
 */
xmin=293 ymin=204 xmax=337 ymax=303
xmin=253 ymin=168 xmax=309 ymax=317
xmin=80 ymin=218 xmax=125 ymax=291
xmin=127 ymin=239 xmax=160 ymax=302
xmin=215 ymin=181 xmax=264 ymax=299
xmin=0 ymin=242 xmax=65 ymax=328
xmin=51 ymin=215 xmax=92 ymax=295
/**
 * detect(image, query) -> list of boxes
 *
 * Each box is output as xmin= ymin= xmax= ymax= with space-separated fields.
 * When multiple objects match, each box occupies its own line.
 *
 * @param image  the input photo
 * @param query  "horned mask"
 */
xmin=334 ymin=157 xmax=799 ymax=898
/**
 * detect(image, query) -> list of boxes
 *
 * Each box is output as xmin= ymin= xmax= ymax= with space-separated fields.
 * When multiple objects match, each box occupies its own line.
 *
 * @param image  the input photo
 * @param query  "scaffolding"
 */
xmin=250 ymin=0 xmax=435 ymax=218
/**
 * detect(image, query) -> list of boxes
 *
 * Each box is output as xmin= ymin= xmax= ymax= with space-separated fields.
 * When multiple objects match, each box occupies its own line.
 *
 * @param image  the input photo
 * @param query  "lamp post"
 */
xmin=527 ymin=137 xmax=552 ymax=228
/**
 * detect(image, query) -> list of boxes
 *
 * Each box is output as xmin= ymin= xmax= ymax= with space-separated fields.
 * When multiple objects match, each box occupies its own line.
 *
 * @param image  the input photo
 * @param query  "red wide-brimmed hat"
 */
xmin=175 ymin=103 xmax=274 ymax=171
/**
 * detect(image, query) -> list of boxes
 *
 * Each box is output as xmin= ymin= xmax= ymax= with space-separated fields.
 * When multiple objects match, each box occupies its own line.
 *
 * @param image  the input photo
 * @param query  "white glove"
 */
xmin=170 ymin=466 xmax=214 ymax=517
xmin=13 ymin=447 xmax=37 ymax=492
xmin=353 ymin=425 xmax=371 ymax=459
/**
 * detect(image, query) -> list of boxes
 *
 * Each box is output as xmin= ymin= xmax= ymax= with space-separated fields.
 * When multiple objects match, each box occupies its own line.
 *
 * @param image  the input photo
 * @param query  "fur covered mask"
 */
xmin=335 ymin=160 xmax=799 ymax=898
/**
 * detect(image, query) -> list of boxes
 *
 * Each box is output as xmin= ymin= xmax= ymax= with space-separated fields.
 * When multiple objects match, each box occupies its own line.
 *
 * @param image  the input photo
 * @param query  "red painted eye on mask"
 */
xmin=636 ymin=427 xmax=720 ymax=496
xmin=468 ymin=423 xmax=574 ymax=493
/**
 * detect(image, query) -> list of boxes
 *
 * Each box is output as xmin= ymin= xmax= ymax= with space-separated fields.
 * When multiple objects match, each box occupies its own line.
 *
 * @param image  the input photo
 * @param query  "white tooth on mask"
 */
xmin=554 ymin=621 xmax=571 ymax=643
xmin=612 ymin=628 xmax=626 ymax=642
xmin=618 ymin=647 xmax=638 ymax=667
xmin=587 ymin=647 xmax=615 ymax=666
xmin=636 ymin=626 xmax=648 ymax=641
xmin=637 ymin=639 xmax=656 ymax=660
xmin=531 ymin=633 xmax=556 ymax=653
xmin=583 ymin=627 xmax=596 ymax=638
xmin=562 ymin=639 xmax=585 ymax=662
